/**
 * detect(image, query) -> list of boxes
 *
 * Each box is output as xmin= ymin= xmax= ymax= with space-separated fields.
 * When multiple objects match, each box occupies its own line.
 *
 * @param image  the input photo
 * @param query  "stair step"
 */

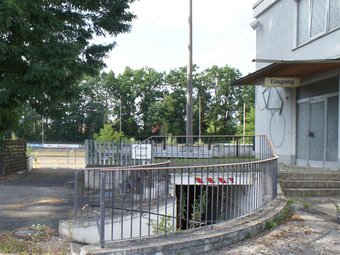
xmin=280 ymin=180 xmax=340 ymax=189
xmin=279 ymin=172 xmax=340 ymax=181
xmin=283 ymin=188 xmax=340 ymax=196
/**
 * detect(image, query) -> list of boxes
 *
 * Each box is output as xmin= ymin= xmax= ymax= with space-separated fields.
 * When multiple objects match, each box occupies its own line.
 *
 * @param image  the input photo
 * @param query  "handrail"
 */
xmin=89 ymin=156 xmax=278 ymax=172
xmin=76 ymin=135 xmax=278 ymax=247
xmin=85 ymin=161 xmax=171 ymax=171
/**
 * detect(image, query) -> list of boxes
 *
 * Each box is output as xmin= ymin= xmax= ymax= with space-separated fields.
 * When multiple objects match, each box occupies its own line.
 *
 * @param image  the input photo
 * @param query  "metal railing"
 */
xmin=86 ymin=135 xmax=272 ymax=167
xmin=75 ymin=135 xmax=277 ymax=247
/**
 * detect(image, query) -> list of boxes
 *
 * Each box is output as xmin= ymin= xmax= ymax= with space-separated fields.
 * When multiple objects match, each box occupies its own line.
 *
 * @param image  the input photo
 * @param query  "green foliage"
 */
xmin=190 ymin=190 xmax=208 ymax=228
xmin=194 ymin=139 xmax=205 ymax=146
xmin=26 ymin=145 xmax=32 ymax=157
xmin=286 ymin=198 xmax=296 ymax=206
xmin=265 ymin=204 xmax=292 ymax=230
xmin=201 ymin=65 xmax=243 ymax=135
xmin=179 ymin=190 xmax=187 ymax=222
xmin=236 ymin=106 xmax=255 ymax=136
xmin=165 ymin=135 xmax=177 ymax=145
xmin=150 ymin=215 xmax=174 ymax=235
xmin=93 ymin=124 xmax=123 ymax=141
xmin=265 ymin=221 xmax=277 ymax=230
xmin=15 ymin=64 xmax=254 ymax=141
xmin=0 ymin=234 xmax=41 ymax=254
xmin=0 ymin=0 xmax=136 ymax=138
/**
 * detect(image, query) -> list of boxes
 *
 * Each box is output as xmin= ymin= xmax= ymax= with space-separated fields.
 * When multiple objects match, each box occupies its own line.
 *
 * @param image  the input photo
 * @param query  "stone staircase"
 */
xmin=279 ymin=170 xmax=340 ymax=196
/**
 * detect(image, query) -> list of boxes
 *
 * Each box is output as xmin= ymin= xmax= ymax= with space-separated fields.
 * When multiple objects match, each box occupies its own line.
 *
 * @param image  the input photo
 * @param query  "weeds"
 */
xmin=0 ymin=234 xmax=41 ymax=254
xmin=0 ymin=224 xmax=69 ymax=254
xmin=265 ymin=202 xmax=293 ymax=230
xmin=149 ymin=215 xmax=174 ymax=235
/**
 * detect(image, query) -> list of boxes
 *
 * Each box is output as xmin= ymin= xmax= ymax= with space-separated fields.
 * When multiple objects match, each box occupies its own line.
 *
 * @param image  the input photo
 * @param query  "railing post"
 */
xmin=74 ymin=170 xmax=79 ymax=221
xmin=236 ymin=138 xmax=239 ymax=158
xmin=252 ymin=136 xmax=255 ymax=152
xmin=100 ymin=170 xmax=106 ymax=248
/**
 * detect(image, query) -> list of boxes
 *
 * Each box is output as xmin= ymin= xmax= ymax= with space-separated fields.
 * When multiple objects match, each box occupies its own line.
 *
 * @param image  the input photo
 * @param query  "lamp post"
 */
xmin=186 ymin=0 xmax=193 ymax=144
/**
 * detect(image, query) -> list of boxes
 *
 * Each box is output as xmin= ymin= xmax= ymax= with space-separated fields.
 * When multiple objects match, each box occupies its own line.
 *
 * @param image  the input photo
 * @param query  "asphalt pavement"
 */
xmin=0 ymin=168 xmax=75 ymax=233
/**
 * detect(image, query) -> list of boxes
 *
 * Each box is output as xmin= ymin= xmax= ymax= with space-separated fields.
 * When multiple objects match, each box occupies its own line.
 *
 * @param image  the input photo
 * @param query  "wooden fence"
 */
xmin=0 ymin=140 xmax=27 ymax=176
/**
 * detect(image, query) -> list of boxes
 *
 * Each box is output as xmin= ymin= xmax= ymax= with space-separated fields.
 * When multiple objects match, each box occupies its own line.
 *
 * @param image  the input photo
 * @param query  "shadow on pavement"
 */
xmin=0 ymin=168 xmax=75 ymax=233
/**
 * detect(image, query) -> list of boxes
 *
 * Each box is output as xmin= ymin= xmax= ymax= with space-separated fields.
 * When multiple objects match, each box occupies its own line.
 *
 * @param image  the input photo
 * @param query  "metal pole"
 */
xmin=100 ymin=171 xmax=106 ymax=248
xmin=119 ymin=96 xmax=122 ymax=133
xmin=41 ymin=117 xmax=44 ymax=144
xmin=186 ymin=0 xmax=193 ymax=144
xmin=199 ymin=95 xmax=201 ymax=142
xmin=243 ymin=103 xmax=246 ymax=145
xmin=73 ymin=171 xmax=79 ymax=221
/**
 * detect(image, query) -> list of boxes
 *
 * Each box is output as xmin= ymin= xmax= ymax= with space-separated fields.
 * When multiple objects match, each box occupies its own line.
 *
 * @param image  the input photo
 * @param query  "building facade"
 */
xmin=236 ymin=0 xmax=340 ymax=168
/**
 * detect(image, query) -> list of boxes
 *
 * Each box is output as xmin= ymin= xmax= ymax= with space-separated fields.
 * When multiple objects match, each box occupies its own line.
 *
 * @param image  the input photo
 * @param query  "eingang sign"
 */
xmin=264 ymin=77 xmax=301 ymax=87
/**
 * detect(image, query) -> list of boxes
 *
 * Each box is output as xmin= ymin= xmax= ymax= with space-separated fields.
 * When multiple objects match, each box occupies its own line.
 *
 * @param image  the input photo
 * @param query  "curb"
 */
xmin=77 ymin=186 xmax=287 ymax=255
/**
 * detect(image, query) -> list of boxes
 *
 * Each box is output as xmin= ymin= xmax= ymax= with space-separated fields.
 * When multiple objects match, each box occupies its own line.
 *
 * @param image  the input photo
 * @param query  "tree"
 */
xmin=236 ymin=106 xmax=255 ymax=136
xmin=93 ymin=123 xmax=123 ymax=142
xmin=134 ymin=67 xmax=164 ymax=136
xmin=0 ymin=0 xmax=136 ymax=138
xmin=202 ymin=65 xmax=242 ymax=135
xmin=112 ymin=67 xmax=139 ymax=137
xmin=235 ymin=86 xmax=255 ymax=136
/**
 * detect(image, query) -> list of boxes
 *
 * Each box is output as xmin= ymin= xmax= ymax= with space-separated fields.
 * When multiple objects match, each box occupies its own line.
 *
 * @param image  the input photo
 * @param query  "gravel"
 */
xmin=207 ymin=203 xmax=340 ymax=255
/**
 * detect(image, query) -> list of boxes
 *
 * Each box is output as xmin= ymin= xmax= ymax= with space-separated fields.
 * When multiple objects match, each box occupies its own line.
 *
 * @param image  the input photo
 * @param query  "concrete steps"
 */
xmin=279 ymin=170 xmax=340 ymax=196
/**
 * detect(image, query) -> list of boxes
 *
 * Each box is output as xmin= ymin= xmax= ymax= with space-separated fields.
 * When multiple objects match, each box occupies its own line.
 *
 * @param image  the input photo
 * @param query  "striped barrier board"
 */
xmin=171 ymin=173 xmax=254 ymax=186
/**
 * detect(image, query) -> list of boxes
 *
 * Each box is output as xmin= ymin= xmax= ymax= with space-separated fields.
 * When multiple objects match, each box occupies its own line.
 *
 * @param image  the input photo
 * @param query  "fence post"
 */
xmin=74 ymin=171 xmax=79 ymax=221
xmin=100 ymin=170 xmax=106 ymax=248
xmin=236 ymin=138 xmax=239 ymax=158
xmin=85 ymin=140 xmax=89 ymax=166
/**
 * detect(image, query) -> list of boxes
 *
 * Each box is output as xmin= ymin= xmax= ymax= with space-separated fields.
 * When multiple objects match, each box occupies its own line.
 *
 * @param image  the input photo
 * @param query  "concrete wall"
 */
xmin=255 ymin=86 xmax=296 ymax=164
xmin=60 ymin=199 xmax=176 ymax=245
xmin=254 ymin=0 xmax=340 ymax=62
xmin=253 ymin=0 xmax=340 ymax=164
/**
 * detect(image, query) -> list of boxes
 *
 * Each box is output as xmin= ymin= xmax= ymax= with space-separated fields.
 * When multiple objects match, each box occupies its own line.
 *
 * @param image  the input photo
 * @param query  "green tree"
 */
xmin=236 ymin=106 xmax=255 ymax=136
xmin=93 ymin=123 xmax=123 ymax=141
xmin=202 ymin=65 xmax=242 ymax=135
xmin=112 ymin=67 xmax=139 ymax=137
xmin=44 ymin=74 xmax=113 ymax=142
xmin=15 ymin=103 xmax=42 ymax=141
xmin=134 ymin=67 xmax=164 ymax=136
xmin=235 ymin=86 xmax=255 ymax=136
xmin=0 ymin=0 xmax=136 ymax=138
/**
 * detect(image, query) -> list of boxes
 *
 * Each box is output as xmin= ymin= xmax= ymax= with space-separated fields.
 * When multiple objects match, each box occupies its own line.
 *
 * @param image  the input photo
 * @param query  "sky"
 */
xmin=103 ymin=0 xmax=256 ymax=76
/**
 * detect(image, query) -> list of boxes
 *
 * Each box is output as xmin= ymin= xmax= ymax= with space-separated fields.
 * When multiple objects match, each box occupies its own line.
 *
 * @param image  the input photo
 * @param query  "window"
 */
xmin=297 ymin=0 xmax=340 ymax=46
xmin=310 ymin=0 xmax=327 ymax=37
xmin=330 ymin=0 xmax=340 ymax=30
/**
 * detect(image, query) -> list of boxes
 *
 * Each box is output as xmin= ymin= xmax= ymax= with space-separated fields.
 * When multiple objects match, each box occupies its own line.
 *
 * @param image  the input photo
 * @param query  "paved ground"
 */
xmin=0 ymin=168 xmax=75 ymax=233
xmin=1 ymin=167 xmax=339 ymax=255
xmin=207 ymin=201 xmax=340 ymax=255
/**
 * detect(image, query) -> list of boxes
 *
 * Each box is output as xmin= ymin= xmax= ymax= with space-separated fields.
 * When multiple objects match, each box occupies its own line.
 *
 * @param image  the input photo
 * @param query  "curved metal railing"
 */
xmin=75 ymin=135 xmax=277 ymax=247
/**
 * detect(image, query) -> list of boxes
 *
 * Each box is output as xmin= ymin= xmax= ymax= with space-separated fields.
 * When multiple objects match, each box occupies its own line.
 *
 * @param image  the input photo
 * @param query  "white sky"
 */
xmin=103 ymin=0 xmax=256 ymax=76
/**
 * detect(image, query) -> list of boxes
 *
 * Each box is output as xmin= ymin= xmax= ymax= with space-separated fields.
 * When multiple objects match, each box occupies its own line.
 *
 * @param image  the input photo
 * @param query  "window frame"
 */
xmin=296 ymin=0 xmax=339 ymax=47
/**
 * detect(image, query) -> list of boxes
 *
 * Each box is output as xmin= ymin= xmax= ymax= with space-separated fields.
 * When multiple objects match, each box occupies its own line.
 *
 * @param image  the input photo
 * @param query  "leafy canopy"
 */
xmin=0 ymin=0 xmax=136 ymax=138
xmin=93 ymin=123 xmax=123 ymax=142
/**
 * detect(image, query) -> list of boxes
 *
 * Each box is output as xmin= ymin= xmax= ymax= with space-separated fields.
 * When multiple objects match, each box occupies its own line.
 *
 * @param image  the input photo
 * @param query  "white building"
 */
xmin=234 ymin=0 xmax=340 ymax=169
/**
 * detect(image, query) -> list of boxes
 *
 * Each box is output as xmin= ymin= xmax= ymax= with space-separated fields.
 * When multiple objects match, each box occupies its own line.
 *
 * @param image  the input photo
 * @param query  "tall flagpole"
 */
xmin=186 ymin=0 xmax=193 ymax=144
